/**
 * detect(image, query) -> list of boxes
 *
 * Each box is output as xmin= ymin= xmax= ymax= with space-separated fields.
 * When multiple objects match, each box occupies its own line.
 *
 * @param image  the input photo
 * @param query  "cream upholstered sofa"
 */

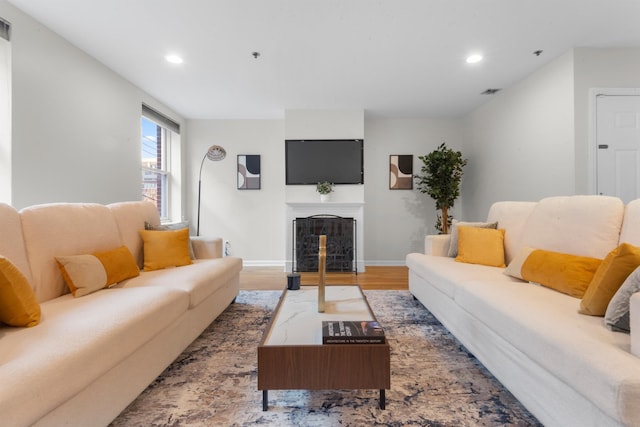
xmin=406 ymin=195 xmax=640 ymax=427
xmin=0 ymin=200 xmax=242 ymax=427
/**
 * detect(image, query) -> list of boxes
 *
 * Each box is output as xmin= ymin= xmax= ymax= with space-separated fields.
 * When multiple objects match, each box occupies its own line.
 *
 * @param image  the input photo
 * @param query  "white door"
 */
xmin=596 ymin=94 xmax=640 ymax=203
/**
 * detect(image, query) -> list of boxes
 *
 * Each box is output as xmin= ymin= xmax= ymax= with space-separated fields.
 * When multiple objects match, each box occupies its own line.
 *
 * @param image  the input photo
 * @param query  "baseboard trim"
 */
xmin=241 ymin=260 xmax=406 ymax=268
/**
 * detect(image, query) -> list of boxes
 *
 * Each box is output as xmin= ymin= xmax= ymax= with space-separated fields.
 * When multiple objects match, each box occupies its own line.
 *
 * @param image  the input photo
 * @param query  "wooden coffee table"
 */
xmin=257 ymin=285 xmax=390 ymax=410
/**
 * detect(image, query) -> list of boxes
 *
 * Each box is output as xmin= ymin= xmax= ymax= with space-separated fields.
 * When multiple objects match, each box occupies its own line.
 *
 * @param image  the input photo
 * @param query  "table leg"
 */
xmin=379 ymin=389 xmax=385 ymax=410
xmin=262 ymin=390 xmax=268 ymax=411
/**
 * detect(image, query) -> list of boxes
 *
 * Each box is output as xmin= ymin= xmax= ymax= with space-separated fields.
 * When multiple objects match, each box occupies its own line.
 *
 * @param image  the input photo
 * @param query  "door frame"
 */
xmin=588 ymin=88 xmax=640 ymax=196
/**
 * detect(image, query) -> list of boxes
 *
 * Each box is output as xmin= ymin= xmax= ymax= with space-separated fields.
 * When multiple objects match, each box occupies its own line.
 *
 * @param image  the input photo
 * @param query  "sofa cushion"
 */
xmin=140 ymin=228 xmax=193 ymax=271
xmin=116 ymin=257 xmax=243 ymax=308
xmin=455 ymin=226 xmax=505 ymax=267
xmin=108 ymin=201 xmax=161 ymax=269
xmin=619 ymin=198 xmax=640 ymax=246
xmin=518 ymin=195 xmax=624 ymax=259
xmin=56 ymin=245 xmax=140 ymax=297
xmin=0 ymin=203 xmax=34 ymax=286
xmin=455 ymin=279 xmax=640 ymax=424
xmin=486 ymin=201 xmax=537 ymax=264
xmin=0 ymin=286 xmax=189 ymax=426
xmin=0 ymin=256 xmax=41 ymax=327
xmin=20 ymin=203 xmax=124 ymax=302
xmin=447 ymin=220 xmax=498 ymax=257
xmin=504 ymin=247 xmax=602 ymax=298
xmin=580 ymin=243 xmax=640 ymax=316
xmin=406 ymin=253 xmax=518 ymax=300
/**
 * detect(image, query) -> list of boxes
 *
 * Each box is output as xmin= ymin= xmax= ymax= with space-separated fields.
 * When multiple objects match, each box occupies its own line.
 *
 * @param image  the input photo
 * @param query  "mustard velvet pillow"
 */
xmin=518 ymin=249 xmax=601 ymax=298
xmin=455 ymin=226 xmax=506 ymax=267
xmin=140 ymin=227 xmax=193 ymax=271
xmin=56 ymin=245 xmax=140 ymax=297
xmin=0 ymin=256 xmax=41 ymax=327
xmin=580 ymin=243 xmax=640 ymax=316
xmin=144 ymin=221 xmax=196 ymax=259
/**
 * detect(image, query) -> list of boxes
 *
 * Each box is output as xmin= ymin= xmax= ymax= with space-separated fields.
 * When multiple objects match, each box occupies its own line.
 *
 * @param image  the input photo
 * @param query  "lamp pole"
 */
xmin=196 ymin=145 xmax=226 ymax=236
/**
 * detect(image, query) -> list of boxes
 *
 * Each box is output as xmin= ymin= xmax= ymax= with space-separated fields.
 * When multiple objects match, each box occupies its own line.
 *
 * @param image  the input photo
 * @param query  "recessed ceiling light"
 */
xmin=466 ymin=54 xmax=483 ymax=64
xmin=165 ymin=54 xmax=183 ymax=64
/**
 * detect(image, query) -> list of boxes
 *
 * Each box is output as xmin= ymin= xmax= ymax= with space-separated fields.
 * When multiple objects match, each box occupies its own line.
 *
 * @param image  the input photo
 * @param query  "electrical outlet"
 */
xmin=224 ymin=240 xmax=231 ymax=256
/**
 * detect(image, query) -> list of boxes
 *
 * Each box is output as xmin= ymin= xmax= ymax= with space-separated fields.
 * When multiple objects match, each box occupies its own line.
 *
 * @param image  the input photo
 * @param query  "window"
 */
xmin=0 ymin=18 xmax=10 ymax=204
xmin=141 ymin=105 xmax=181 ymax=221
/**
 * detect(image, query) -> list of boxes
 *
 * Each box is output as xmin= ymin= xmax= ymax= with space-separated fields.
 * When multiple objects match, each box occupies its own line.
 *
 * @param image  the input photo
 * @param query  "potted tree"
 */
xmin=414 ymin=142 xmax=468 ymax=234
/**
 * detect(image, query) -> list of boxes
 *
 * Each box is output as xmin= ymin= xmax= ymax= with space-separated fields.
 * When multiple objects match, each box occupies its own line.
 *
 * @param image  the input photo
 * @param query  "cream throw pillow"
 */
xmin=56 ymin=245 xmax=140 ymax=297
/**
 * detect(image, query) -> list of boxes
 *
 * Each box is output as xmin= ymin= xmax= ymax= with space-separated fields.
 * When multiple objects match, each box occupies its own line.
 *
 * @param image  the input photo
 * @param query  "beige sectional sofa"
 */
xmin=0 ymin=200 xmax=242 ymax=426
xmin=406 ymin=195 xmax=640 ymax=427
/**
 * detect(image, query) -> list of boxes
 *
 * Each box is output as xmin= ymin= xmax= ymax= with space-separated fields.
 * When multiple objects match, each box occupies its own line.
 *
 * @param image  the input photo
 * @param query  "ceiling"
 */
xmin=7 ymin=0 xmax=640 ymax=119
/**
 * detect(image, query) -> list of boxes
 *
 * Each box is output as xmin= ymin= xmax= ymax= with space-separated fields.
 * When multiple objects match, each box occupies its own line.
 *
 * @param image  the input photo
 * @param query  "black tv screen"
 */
xmin=285 ymin=139 xmax=364 ymax=185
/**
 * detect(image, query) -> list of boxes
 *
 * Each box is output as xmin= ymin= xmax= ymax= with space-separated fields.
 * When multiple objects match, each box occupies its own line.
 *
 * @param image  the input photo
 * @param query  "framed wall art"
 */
xmin=237 ymin=154 xmax=261 ymax=190
xmin=389 ymin=154 xmax=413 ymax=189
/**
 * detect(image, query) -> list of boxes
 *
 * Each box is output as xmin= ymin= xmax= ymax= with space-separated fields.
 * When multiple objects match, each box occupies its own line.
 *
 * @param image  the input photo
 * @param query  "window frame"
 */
xmin=141 ymin=105 xmax=181 ymax=222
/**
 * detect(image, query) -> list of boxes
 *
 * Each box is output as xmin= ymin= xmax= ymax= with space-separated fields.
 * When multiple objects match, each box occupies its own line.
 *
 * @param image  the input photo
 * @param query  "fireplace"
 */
xmin=293 ymin=215 xmax=357 ymax=273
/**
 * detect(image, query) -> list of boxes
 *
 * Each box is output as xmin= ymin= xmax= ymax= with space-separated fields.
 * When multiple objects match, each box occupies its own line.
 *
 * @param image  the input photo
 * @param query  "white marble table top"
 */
xmin=263 ymin=285 xmax=375 ymax=346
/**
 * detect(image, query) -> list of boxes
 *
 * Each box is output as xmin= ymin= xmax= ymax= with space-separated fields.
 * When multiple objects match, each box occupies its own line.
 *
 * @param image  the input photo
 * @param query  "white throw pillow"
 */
xmin=605 ymin=265 xmax=640 ymax=332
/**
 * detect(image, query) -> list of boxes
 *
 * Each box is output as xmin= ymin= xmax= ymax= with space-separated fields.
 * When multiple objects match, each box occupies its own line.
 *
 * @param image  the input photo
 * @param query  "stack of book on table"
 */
xmin=322 ymin=320 xmax=385 ymax=344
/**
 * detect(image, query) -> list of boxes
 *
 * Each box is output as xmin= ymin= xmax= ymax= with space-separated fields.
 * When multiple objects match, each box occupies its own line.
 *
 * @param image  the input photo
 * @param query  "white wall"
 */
xmin=0 ymin=0 xmax=184 ymax=209
xmin=573 ymin=47 xmax=640 ymax=195
xmin=187 ymin=119 xmax=285 ymax=263
xmin=0 ymin=33 xmax=10 ymax=203
xmin=187 ymin=116 xmax=462 ymax=265
xmin=461 ymin=51 xmax=576 ymax=220
xmin=284 ymin=109 xmax=365 ymax=204
xmin=364 ymin=118 xmax=463 ymax=261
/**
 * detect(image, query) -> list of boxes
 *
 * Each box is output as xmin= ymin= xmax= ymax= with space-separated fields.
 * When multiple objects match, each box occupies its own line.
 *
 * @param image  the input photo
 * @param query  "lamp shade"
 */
xmin=206 ymin=145 xmax=226 ymax=162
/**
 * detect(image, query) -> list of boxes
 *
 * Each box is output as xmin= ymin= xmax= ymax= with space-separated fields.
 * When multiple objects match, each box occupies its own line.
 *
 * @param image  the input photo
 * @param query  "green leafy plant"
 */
xmin=316 ymin=181 xmax=334 ymax=195
xmin=415 ymin=142 xmax=468 ymax=234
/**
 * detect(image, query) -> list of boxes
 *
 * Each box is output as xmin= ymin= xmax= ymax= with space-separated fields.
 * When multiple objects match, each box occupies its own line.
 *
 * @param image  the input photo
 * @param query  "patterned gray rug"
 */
xmin=110 ymin=290 xmax=541 ymax=426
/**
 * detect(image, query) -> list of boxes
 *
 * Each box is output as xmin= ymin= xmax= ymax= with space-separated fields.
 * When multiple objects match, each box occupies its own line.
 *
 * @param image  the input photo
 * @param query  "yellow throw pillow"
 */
xmin=0 ymin=256 xmax=41 ymax=327
xmin=56 ymin=245 xmax=140 ymax=297
xmin=455 ymin=226 xmax=506 ymax=267
xmin=140 ymin=227 xmax=193 ymax=271
xmin=520 ymin=249 xmax=601 ymax=298
xmin=580 ymin=243 xmax=640 ymax=316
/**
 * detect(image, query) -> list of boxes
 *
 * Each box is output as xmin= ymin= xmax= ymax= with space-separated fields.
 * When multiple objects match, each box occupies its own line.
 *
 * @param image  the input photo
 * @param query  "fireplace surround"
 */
xmin=285 ymin=202 xmax=365 ymax=273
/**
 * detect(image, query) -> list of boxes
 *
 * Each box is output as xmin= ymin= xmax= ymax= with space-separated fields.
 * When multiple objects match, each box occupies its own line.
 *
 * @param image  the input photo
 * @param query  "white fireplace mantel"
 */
xmin=285 ymin=202 xmax=365 ymax=273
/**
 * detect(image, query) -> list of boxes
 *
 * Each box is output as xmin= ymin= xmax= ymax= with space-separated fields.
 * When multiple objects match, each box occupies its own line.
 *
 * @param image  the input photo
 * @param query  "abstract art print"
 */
xmin=237 ymin=155 xmax=261 ymax=190
xmin=389 ymin=155 xmax=413 ymax=189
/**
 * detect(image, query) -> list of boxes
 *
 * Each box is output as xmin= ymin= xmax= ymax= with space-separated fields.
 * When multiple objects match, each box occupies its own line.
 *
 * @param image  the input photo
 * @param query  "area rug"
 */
xmin=110 ymin=290 xmax=542 ymax=426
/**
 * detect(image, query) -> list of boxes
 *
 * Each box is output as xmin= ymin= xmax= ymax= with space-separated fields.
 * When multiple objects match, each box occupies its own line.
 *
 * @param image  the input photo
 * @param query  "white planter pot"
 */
xmin=320 ymin=194 xmax=330 ymax=203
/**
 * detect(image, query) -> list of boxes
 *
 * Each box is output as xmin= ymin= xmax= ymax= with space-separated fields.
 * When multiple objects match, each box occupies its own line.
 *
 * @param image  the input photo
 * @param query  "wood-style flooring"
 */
xmin=239 ymin=265 xmax=408 ymax=291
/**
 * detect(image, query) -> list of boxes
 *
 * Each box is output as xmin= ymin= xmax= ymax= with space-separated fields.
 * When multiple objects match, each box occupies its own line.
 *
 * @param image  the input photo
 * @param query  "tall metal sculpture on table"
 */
xmin=318 ymin=234 xmax=326 ymax=312
xmin=196 ymin=145 xmax=226 ymax=236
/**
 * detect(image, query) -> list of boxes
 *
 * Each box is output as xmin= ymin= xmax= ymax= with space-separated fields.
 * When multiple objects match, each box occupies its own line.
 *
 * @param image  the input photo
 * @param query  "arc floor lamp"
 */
xmin=197 ymin=145 xmax=226 ymax=236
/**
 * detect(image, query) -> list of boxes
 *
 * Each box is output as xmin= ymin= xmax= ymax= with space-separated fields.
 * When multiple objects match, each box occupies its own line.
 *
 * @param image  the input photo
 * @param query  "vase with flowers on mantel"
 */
xmin=316 ymin=181 xmax=334 ymax=203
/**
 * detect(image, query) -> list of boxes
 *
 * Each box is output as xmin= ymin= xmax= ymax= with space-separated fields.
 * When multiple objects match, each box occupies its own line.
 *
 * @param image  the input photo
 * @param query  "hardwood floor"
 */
xmin=239 ymin=265 xmax=408 ymax=291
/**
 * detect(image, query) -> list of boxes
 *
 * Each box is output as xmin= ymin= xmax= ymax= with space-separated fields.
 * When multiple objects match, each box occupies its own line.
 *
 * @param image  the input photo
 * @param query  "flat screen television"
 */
xmin=285 ymin=139 xmax=364 ymax=185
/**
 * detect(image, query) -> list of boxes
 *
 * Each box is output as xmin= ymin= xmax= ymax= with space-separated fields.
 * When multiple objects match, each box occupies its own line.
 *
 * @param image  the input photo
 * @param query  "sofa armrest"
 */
xmin=631 ymin=293 xmax=640 ymax=357
xmin=191 ymin=236 xmax=223 ymax=259
xmin=425 ymin=234 xmax=451 ymax=257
